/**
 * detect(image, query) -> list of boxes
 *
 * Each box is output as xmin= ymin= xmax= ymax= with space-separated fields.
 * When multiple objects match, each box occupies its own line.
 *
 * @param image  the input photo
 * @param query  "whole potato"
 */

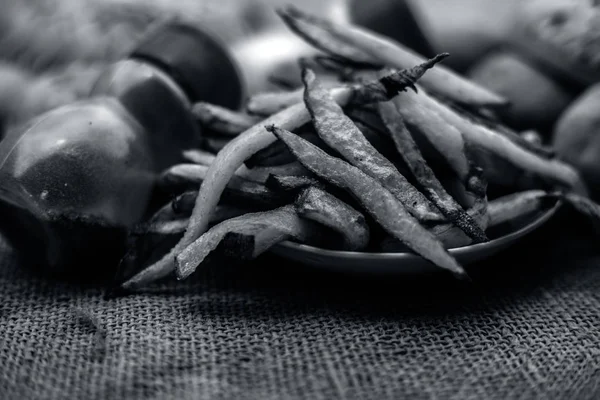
xmin=553 ymin=84 xmax=600 ymax=198
xmin=467 ymin=51 xmax=576 ymax=131
xmin=508 ymin=0 xmax=600 ymax=86
xmin=408 ymin=0 xmax=520 ymax=72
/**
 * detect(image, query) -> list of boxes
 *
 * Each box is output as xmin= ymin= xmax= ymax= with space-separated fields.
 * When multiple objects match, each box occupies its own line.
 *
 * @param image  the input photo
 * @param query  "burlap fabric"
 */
xmin=0 ymin=208 xmax=599 ymax=400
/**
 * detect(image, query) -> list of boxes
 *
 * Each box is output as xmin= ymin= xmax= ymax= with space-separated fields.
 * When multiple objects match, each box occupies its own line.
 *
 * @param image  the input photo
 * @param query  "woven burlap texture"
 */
xmin=0 ymin=210 xmax=599 ymax=400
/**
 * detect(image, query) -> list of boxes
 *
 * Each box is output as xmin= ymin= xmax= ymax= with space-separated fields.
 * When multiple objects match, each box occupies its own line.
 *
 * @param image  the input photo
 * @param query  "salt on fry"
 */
xmin=120 ymin=60 xmax=445 ymax=290
xmin=268 ymin=125 xmax=467 ymax=278
xmin=378 ymin=100 xmax=488 ymax=243
xmin=302 ymin=67 xmax=442 ymax=223
xmin=295 ymin=186 xmax=370 ymax=251
xmin=278 ymin=6 xmax=507 ymax=108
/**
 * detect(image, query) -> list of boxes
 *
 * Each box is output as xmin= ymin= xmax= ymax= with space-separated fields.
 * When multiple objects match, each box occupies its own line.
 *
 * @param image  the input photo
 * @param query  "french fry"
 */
xmin=394 ymin=88 xmax=585 ymax=192
xmin=171 ymin=191 xmax=252 ymax=224
xmin=158 ymin=164 xmax=290 ymax=208
xmin=147 ymin=219 xmax=189 ymax=235
xmin=302 ymin=67 xmax=442 ymax=223
xmin=268 ymin=125 xmax=466 ymax=278
xmin=244 ymin=131 xmax=331 ymax=168
xmin=246 ymin=89 xmax=305 ymax=117
xmin=437 ymin=98 xmax=555 ymax=159
xmin=120 ymin=58 xmax=448 ymax=290
xmin=176 ymin=205 xmax=324 ymax=279
xmin=486 ymin=190 xmax=550 ymax=227
xmin=265 ymin=174 xmax=324 ymax=193
xmin=378 ymin=100 xmax=488 ymax=243
xmin=278 ymin=6 xmax=507 ymax=108
xmin=192 ymin=102 xmax=260 ymax=137
xmin=295 ymin=186 xmax=370 ymax=251
xmin=392 ymin=89 xmax=471 ymax=181
xmin=162 ymin=159 xmax=307 ymax=186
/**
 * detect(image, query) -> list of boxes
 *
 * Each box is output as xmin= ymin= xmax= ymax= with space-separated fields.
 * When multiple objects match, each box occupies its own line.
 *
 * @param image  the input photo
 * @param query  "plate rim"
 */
xmin=272 ymin=199 xmax=562 ymax=260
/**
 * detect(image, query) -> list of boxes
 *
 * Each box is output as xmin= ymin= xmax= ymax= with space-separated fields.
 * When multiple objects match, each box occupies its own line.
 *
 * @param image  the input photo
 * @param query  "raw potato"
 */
xmin=467 ymin=51 xmax=575 ymax=131
xmin=508 ymin=0 xmax=600 ymax=85
xmin=553 ymin=83 xmax=600 ymax=199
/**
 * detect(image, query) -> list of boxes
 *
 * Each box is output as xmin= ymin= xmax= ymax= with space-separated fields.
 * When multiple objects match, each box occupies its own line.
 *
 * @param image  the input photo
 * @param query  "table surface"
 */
xmin=0 ymin=208 xmax=599 ymax=400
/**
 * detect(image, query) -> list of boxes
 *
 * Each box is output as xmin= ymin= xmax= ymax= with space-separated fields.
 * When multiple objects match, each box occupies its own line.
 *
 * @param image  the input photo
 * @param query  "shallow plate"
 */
xmin=270 ymin=200 xmax=561 ymax=275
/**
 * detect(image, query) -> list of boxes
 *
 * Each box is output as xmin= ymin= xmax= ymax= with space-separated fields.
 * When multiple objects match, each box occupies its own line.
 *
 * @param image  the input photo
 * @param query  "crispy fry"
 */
xmin=176 ymin=205 xmax=323 ymax=279
xmin=438 ymin=98 xmax=555 ymax=159
xmin=244 ymin=139 xmax=297 ymax=167
xmin=278 ymin=6 xmax=507 ymax=108
xmin=158 ymin=164 xmax=290 ymax=208
xmin=392 ymin=89 xmax=471 ymax=181
xmin=265 ymin=174 xmax=324 ymax=193
xmin=302 ymin=67 xmax=442 ymax=222
xmin=245 ymin=130 xmax=339 ymax=168
xmin=147 ymin=219 xmax=189 ymax=235
xmin=429 ymin=199 xmax=488 ymax=249
xmin=171 ymin=191 xmax=251 ymax=225
xmin=295 ymin=186 xmax=370 ymax=251
xmin=278 ymin=8 xmax=375 ymax=66
xmin=486 ymin=190 xmax=550 ymax=227
xmin=120 ymin=62 xmax=443 ymax=290
xmin=268 ymin=125 xmax=466 ymax=277
xmin=192 ymin=102 xmax=260 ymax=136
xmin=163 ymin=158 xmax=307 ymax=186
xmin=395 ymin=88 xmax=584 ymax=191
xmin=378 ymin=100 xmax=488 ymax=243
xmin=246 ymin=53 xmax=448 ymax=118
xmin=351 ymin=120 xmax=406 ymax=168
xmin=237 ymin=162 xmax=308 ymax=184
xmin=246 ymin=89 xmax=305 ymax=117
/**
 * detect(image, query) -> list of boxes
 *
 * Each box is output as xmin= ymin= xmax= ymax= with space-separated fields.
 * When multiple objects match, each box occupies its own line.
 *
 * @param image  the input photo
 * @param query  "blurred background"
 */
xmin=2 ymin=0 xmax=599 ymax=193
xmin=0 ymin=0 xmax=519 ymax=124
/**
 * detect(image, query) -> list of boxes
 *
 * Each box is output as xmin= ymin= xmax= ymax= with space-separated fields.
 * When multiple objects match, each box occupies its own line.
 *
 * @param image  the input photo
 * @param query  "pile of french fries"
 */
xmin=117 ymin=6 xmax=600 ymax=291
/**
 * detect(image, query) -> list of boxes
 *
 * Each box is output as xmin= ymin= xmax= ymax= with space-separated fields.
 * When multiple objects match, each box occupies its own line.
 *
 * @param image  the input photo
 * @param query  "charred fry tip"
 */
xmin=265 ymin=124 xmax=277 ymax=134
xmin=378 ymin=71 xmax=418 ymax=96
xmin=405 ymin=53 xmax=450 ymax=83
xmin=429 ymin=53 xmax=450 ymax=66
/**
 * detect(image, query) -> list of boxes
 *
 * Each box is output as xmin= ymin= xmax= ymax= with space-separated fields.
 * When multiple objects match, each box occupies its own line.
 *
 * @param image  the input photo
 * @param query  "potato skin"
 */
xmin=553 ymin=84 xmax=600 ymax=198
xmin=467 ymin=51 xmax=575 ymax=131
